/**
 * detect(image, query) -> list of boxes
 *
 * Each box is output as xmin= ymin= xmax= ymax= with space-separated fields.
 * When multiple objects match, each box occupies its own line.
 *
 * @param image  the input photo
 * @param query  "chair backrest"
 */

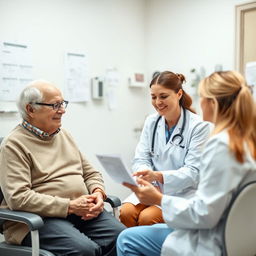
xmin=223 ymin=181 xmax=256 ymax=256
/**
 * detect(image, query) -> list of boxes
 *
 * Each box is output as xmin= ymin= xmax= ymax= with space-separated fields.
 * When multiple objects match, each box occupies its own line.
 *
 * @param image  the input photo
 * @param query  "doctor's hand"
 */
xmin=133 ymin=170 xmax=164 ymax=184
xmin=123 ymin=178 xmax=163 ymax=206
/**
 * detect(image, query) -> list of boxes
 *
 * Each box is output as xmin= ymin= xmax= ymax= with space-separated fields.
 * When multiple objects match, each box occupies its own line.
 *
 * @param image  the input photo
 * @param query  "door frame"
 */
xmin=235 ymin=1 xmax=256 ymax=74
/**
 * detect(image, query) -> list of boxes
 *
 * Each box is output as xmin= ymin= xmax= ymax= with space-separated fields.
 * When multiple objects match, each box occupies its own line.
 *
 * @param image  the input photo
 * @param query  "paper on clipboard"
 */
xmin=96 ymin=154 xmax=137 ymax=186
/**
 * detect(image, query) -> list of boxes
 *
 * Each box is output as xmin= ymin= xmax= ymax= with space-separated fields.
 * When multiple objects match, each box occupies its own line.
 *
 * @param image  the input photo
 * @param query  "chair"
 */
xmin=0 ymin=137 xmax=121 ymax=256
xmin=222 ymin=181 xmax=256 ymax=256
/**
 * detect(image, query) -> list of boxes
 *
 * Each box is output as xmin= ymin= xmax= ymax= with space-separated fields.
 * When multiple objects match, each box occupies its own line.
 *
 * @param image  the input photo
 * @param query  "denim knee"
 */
xmin=68 ymin=237 xmax=101 ymax=256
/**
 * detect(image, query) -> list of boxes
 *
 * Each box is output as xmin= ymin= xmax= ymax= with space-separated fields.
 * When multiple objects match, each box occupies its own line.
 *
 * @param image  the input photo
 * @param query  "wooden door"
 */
xmin=235 ymin=2 xmax=256 ymax=74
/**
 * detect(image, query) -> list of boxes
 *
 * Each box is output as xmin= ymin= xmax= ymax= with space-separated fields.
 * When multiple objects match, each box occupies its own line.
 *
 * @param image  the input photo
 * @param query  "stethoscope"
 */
xmin=150 ymin=107 xmax=186 ymax=157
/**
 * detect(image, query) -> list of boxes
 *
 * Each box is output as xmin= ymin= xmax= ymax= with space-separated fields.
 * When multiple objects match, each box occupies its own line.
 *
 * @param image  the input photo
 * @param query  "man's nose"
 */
xmin=57 ymin=106 xmax=66 ymax=113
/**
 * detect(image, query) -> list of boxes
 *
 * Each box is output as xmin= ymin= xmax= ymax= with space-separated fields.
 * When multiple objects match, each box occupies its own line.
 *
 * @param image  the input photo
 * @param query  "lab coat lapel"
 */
xmin=156 ymin=116 xmax=166 ymax=151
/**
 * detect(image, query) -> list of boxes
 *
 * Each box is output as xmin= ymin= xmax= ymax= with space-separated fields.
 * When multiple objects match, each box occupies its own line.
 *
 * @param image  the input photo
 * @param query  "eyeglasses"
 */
xmin=33 ymin=100 xmax=69 ymax=110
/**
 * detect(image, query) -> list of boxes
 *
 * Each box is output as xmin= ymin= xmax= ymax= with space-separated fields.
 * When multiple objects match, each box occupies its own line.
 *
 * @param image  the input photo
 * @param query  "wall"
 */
xmin=0 ymin=0 xmax=150 ymax=199
xmin=145 ymin=0 xmax=251 ymax=112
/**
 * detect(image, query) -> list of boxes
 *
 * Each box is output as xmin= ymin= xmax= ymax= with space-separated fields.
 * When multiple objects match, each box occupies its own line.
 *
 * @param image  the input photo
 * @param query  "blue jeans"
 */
xmin=117 ymin=224 xmax=173 ymax=256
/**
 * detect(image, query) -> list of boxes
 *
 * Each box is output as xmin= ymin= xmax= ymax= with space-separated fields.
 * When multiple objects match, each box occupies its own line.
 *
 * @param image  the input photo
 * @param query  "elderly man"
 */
xmin=0 ymin=80 xmax=125 ymax=256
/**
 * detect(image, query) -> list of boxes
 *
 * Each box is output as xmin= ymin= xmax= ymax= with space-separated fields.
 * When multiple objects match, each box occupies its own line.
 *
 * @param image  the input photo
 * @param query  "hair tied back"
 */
xmin=176 ymin=73 xmax=186 ymax=83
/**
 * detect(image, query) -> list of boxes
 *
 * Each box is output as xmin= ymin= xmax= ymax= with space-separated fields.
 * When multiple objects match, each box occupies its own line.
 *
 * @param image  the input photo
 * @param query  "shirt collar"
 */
xmin=21 ymin=120 xmax=60 ymax=138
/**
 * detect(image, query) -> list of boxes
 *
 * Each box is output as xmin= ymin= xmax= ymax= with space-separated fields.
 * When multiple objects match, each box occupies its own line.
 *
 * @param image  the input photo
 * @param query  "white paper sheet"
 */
xmin=0 ymin=41 xmax=34 ymax=101
xmin=105 ymin=68 xmax=120 ymax=110
xmin=96 ymin=154 xmax=137 ymax=186
xmin=64 ymin=52 xmax=89 ymax=102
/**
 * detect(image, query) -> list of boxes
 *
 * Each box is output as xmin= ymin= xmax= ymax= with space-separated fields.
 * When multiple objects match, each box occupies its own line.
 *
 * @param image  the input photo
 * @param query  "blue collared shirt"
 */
xmin=165 ymin=124 xmax=176 ymax=143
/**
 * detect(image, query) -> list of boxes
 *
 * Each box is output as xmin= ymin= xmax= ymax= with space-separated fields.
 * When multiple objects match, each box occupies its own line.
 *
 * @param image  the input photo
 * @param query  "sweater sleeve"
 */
xmin=0 ymin=139 xmax=70 ymax=218
xmin=80 ymin=151 xmax=105 ymax=194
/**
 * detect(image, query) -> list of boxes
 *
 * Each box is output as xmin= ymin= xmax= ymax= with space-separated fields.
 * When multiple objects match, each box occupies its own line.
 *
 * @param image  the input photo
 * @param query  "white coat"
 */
xmin=161 ymin=131 xmax=256 ymax=256
xmin=124 ymin=108 xmax=212 ymax=204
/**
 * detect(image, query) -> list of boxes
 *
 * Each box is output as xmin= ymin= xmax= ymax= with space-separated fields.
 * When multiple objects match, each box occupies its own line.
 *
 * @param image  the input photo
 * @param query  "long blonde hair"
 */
xmin=199 ymin=71 xmax=256 ymax=163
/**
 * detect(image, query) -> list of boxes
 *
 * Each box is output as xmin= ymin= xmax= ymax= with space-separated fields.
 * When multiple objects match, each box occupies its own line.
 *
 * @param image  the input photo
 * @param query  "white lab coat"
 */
xmin=161 ymin=131 xmax=256 ymax=256
xmin=124 ymin=108 xmax=212 ymax=204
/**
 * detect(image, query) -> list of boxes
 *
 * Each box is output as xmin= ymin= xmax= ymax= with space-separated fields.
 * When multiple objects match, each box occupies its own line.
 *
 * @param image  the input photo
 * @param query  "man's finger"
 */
xmin=86 ymin=195 xmax=97 ymax=200
xmin=90 ymin=201 xmax=103 ymax=212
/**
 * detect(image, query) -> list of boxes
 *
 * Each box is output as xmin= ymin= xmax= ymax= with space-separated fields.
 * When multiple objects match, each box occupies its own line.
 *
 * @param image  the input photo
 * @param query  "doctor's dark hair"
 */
xmin=199 ymin=70 xmax=256 ymax=163
xmin=150 ymin=71 xmax=196 ymax=113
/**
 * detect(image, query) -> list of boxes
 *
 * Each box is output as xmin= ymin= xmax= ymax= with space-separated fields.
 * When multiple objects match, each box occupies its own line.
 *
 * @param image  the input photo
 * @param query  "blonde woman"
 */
xmin=117 ymin=71 xmax=256 ymax=256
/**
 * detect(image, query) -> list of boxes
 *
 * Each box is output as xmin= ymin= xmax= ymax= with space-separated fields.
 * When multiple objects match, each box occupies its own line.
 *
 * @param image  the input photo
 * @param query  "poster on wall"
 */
xmin=64 ymin=52 xmax=90 ymax=102
xmin=0 ymin=41 xmax=34 ymax=102
xmin=105 ymin=67 xmax=120 ymax=110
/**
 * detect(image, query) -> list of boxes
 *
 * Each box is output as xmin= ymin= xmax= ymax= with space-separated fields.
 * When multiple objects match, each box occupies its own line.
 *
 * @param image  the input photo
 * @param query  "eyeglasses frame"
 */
xmin=32 ymin=100 xmax=69 ymax=110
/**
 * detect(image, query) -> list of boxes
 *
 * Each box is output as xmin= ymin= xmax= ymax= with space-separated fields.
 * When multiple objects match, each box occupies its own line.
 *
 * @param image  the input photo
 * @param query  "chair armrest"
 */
xmin=105 ymin=195 xmax=121 ymax=208
xmin=0 ymin=208 xmax=44 ymax=231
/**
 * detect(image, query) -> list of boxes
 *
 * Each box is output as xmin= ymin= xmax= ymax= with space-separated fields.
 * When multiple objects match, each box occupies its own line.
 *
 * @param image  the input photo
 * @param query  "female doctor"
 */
xmin=120 ymin=71 xmax=211 ymax=227
xmin=117 ymin=70 xmax=256 ymax=256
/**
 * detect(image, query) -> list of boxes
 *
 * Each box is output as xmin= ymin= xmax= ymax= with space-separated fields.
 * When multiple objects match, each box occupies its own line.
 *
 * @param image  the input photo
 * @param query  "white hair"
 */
xmin=17 ymin=80 xmax=46 ymax=120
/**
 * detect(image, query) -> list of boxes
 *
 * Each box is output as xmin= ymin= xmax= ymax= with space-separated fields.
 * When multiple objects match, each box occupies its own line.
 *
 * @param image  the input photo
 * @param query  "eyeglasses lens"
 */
xmin=54 ymin=101 xmax=68 ymax=110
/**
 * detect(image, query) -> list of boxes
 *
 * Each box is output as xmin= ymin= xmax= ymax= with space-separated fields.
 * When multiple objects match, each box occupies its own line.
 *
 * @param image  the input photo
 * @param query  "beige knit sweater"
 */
xmin=0 ymin=125 xmax=105 ymax=245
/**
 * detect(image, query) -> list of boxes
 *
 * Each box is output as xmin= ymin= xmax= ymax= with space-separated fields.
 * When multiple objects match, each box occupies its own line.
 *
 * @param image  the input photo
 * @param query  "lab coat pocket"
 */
xmin=169 ymin=144 xmax=188 ymax=165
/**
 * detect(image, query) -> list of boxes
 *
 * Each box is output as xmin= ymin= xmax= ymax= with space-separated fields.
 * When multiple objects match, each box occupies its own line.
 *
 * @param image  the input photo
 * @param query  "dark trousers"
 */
xmin=22 ymin=210 xmax=126 ymax=256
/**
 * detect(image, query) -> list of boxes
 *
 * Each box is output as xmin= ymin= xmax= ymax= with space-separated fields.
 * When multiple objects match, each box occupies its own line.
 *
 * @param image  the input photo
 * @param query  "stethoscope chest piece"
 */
xmin=172 ymin=133 xmax=184 ymax=146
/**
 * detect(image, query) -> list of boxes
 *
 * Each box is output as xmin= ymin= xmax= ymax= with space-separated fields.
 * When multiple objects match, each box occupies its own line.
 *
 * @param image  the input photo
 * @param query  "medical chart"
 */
xmin=96 ymin=154 xmax=137 ymax=186
xmin=0 ymin=41 xmax=34 ymax=101
xmin=64 ymin=52 xmax=89 ymax=102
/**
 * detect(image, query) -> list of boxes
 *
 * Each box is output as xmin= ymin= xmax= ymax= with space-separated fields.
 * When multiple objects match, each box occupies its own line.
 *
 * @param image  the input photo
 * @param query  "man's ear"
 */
xmin=26 ymin=104 xmax=35 ymax=117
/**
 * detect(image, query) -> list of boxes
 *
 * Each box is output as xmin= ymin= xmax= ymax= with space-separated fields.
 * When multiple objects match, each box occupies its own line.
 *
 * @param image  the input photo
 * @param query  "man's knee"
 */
xmin=112 ymin=219 xmax=126 ymax=235
xmin=68 ymin=237 xmax=101 ymax=256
